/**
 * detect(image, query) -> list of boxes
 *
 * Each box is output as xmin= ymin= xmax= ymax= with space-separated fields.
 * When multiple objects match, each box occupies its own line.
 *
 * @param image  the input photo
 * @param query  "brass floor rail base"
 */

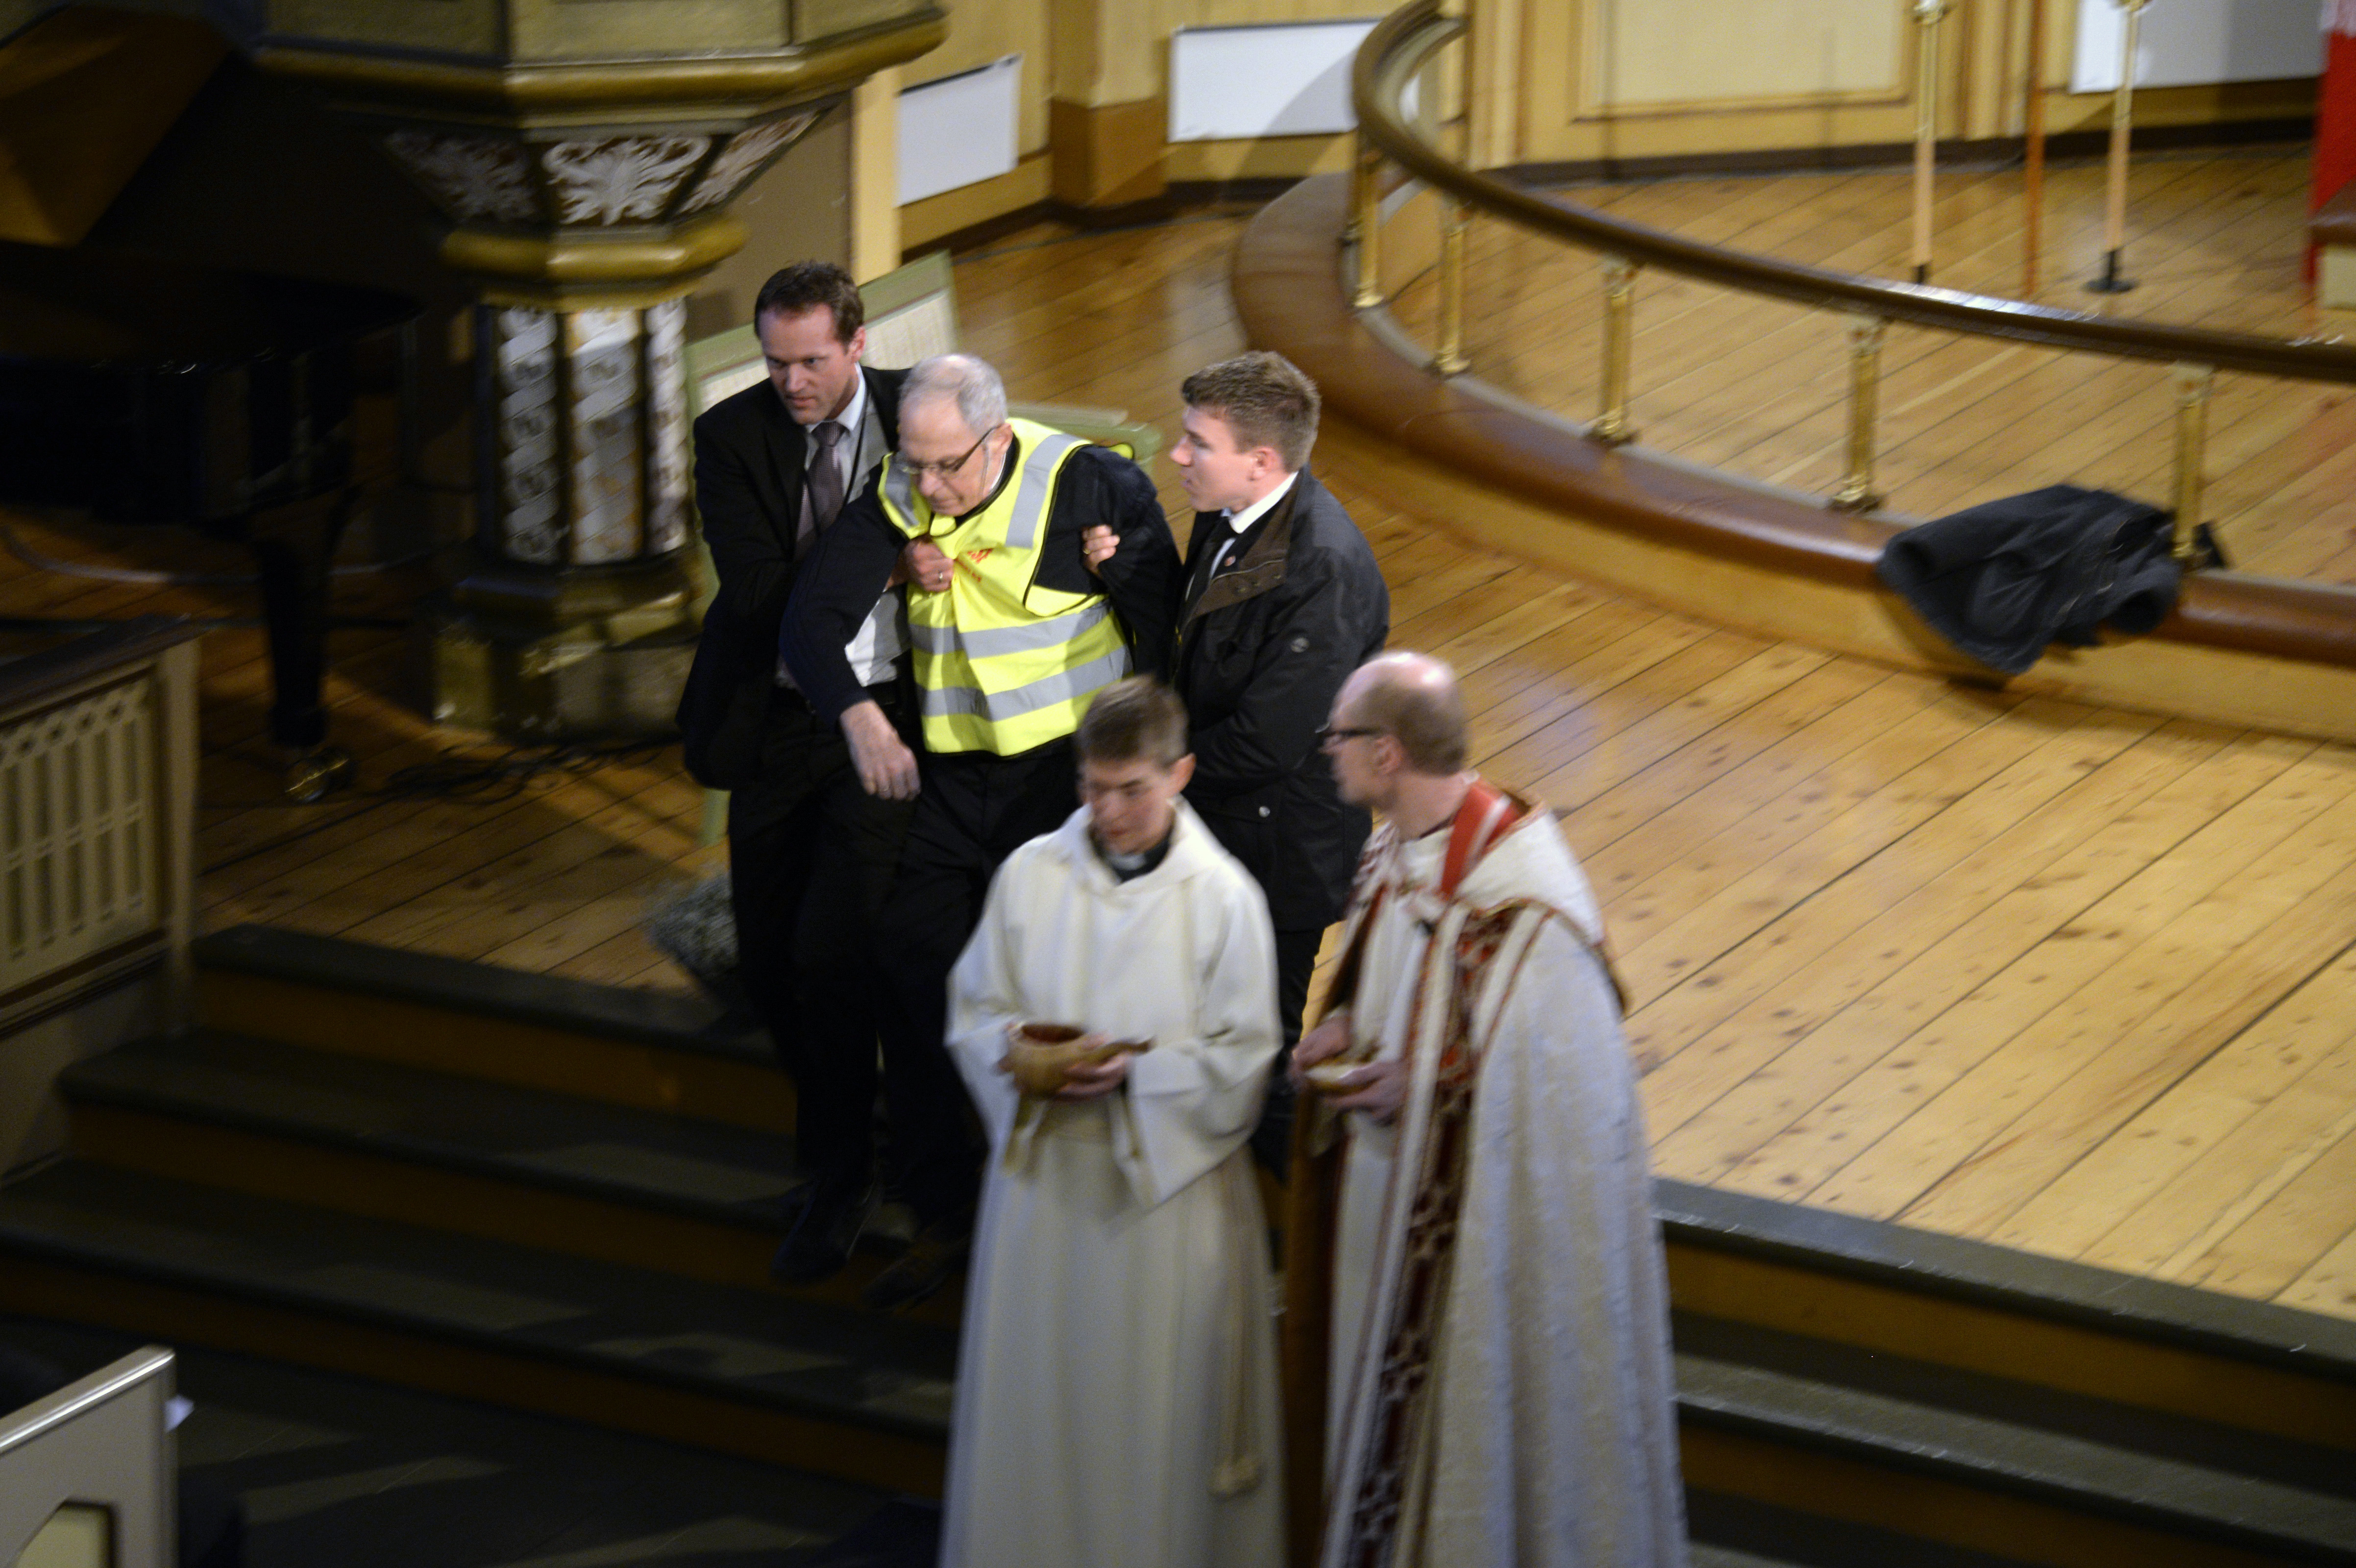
xmin=1234 ymin=174 xmax=2356 ymax=746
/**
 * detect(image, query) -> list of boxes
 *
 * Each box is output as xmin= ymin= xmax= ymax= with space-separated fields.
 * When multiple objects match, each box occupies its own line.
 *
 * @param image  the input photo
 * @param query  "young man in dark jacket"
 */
xmin=1167 ymin=352 xmax=1390 ymax=1163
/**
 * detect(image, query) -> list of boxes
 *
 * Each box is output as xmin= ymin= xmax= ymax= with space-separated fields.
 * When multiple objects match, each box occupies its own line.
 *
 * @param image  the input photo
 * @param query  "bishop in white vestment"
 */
xmin=1294 ymin=652 xmax=1686 ymax=1568
xmin=939 ymin=678 xmax=1285 ymax=1568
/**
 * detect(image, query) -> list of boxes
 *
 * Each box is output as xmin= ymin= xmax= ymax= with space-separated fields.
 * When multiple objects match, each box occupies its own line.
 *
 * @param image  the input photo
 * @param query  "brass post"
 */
xmin=1910 ymin=0 xmax=1948 ymax=285
xmin=1435 ymin=198 xmax=1470 ymax=375
xmin=1353 ymin=137 xmax=1384 ymax=310
xmin=1594 ymin=256 xmax=1640 ymax=446
xmin=2170 ymin=361 xmax=2213 ymax=564
xmin=1831 ymin=313 xmax=1888 ymax=512
xmin=1342 ymin=131 xmax=1363 ymax=247
xmin=2022 ymin=0 xmax=2050 ymax=295
xmin=2088 ymin=0 xmax=2147 ymax=293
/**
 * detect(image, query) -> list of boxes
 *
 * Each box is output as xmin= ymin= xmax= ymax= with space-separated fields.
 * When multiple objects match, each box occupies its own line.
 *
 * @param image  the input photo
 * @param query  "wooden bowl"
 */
xmin=1006 ymin=1024 xmax=1149 ymax=1095
xmin=1302 ymin=1059 xmax=1369 ymax=1096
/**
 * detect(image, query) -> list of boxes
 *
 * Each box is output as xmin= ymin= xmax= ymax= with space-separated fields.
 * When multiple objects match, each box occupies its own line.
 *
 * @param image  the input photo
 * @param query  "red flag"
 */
xmin=2310 ymin=2 xmax=2356 ymax=282
xmin=2317 ymin=1 xmax=2356 ymax=211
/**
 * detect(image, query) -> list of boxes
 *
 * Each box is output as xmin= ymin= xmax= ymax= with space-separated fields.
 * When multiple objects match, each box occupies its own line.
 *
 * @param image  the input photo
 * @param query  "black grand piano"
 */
xmin=0 ymin=238 xmax=417 ymax=799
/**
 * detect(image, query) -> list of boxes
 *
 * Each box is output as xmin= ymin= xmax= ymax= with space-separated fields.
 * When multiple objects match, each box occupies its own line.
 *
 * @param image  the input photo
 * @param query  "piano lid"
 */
xmin=0 ymin=241 xmax=417 ymax=525
xmin=0 ymin=238 xmax=415 ymax=369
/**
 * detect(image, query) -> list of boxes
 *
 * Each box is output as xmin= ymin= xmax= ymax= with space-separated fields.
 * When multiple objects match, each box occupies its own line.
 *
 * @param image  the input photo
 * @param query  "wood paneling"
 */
xmin=1504 ymin=0 xmax=2313 ymax=166
xmin=900 ymin=148 xmax=1052 ymax=246
xmin=1580 ymin=0 xmax=1909 ymax=115
xmin=1049 ymin=94 xmax=1167 ymax=206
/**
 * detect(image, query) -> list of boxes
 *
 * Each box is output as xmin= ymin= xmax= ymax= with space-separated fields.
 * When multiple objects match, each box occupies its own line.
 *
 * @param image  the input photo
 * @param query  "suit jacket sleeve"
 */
xmin=693 ymin=406 xmax=792 ymax=651
xmin=778 ymin=474 xmax=905 ymax=723
xmin=1190 ymin=546 xmax=1383 ymax=795
xmin=1030 ymin=446 xmax=1182 ymax=679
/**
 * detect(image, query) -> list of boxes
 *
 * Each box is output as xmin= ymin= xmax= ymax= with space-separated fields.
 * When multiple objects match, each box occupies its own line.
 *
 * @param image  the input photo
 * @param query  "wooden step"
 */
xmin=1658 ymin=1179 xmax=2356 ymax=1459
xmin=1675 ymin=1316 xmax=2356 ymax=1568
xmin=201 ymin=928 xmax=2356 ymax=1464
xmin=57 ymin=1032 xmax=951 ymax=1323
xmin=0 ymin=1161 xmax=954 ymax=1495
xmin=129 ymin=925 xmax=2356 ymax=1565
xmin=12 ymin=1157 xmax=2349 ymax=1565
xmin=1684 ymin=1492 xmax=2039 ymax=1568
xmin=192 ymin=925 xmax=791 ymax=1133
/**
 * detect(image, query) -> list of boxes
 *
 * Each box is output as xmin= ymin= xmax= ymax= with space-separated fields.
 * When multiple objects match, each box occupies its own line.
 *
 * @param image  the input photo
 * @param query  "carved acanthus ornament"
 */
xmin=382 ymin=131 xmax=538 ymax=224
xmin=541 ymin=136 xmax=712 ymax=224
xmin=678 ymin=112 xmax=819 ymax=214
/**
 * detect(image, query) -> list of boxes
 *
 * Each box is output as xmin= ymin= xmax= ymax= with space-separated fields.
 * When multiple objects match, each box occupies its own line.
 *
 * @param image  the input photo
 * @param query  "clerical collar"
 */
xmin=1096 ymin=825 xmax=1174 ymax=882
xmin=800 ymin=368 xmax=868 ymax=440
xmin=1224 ymin=469 xmax=1299 ymax=536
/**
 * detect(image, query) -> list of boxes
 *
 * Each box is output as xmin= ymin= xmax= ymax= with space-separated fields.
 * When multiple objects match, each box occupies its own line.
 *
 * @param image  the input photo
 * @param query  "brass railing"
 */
xmin=1349 ymin=0 xmax=2356 ymax=565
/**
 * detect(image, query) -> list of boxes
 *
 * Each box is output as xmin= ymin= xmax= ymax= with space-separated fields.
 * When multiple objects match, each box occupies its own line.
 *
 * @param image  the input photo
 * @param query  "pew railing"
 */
xmin=0 ymin=1347 xmax=177 ymax=1568
xmin=1348 ymin=0 xmax=2356 ymax=566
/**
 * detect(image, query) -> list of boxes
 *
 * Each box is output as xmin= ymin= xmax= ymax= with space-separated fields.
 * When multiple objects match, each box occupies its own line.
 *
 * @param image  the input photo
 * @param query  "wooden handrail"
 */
xmin=0 ymin=617 xmax=203 ymax=717
xmin=1352 ymin=0 xmax=2356 ymax=386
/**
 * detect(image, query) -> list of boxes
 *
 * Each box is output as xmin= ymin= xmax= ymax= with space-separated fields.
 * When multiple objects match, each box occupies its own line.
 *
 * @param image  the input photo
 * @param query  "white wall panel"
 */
xmin=898 ymin=55 xmax=1022 ymax=204
xmin=1169 ymin=19 xmax=1382 ymax=141
xmin=2072 ymin=0 xmax=2320 ymax=93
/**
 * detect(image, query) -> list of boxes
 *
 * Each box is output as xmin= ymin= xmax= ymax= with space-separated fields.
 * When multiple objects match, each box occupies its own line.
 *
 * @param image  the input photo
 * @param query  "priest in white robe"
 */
xmin=939 ymin=676 xmax=1285 ymax=1568
xmin=1289 ymin=651 xmax=1686 ymax=1568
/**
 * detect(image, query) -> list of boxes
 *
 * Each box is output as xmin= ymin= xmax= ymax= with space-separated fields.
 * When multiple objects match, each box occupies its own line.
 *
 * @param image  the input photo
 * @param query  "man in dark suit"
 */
xmin=675 ymin=261 xmax=915 ymax=1285
xmin=1167 ymin=352 xmax=1390 ymax=1166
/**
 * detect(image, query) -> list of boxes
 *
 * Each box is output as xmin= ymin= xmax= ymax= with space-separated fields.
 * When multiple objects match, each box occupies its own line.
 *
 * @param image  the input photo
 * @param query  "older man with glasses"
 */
xmin=779 ymin=352 xmax=1180 ymax=1308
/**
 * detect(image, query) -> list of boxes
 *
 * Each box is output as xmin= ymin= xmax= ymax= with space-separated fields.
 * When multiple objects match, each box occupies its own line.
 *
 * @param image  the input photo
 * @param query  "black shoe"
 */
xmin=859 ymin=1218 xmax=971 ymax=1311
xmin=770 ymin=1181 xmax=873 ymax=1287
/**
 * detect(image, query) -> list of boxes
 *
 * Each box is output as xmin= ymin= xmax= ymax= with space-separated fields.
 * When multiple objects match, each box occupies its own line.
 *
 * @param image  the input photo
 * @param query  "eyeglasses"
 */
xmin=899 ymin=426 xmax=998 ymax=483
xmin=1316 ymin=724 xmax=1385 ymax=748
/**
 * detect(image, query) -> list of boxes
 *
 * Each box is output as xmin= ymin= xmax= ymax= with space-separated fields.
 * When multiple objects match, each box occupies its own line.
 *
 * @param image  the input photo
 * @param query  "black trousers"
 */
xmin=1251 ymin=923 xmax=1327 ymax=1171
xmin=728 ymin=684 xmax=916 ymax=1199
xmin=873 ymin=737 xmax=1080 ymax=1225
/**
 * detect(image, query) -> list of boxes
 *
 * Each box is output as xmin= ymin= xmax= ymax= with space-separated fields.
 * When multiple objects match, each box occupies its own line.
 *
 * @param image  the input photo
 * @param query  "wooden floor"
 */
xmin=1390 ymin=149 xmax=2356 ymax=585
xmin=6 ymin=182 xmax=2354 ymax=1326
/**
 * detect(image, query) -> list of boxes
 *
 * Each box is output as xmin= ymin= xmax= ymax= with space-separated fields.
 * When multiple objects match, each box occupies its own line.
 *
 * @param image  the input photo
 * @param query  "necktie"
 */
xmin=1195 ymin=517 xmax=1240 ymax=602
xmin=799 ymin=420 xmax=846 ymax=559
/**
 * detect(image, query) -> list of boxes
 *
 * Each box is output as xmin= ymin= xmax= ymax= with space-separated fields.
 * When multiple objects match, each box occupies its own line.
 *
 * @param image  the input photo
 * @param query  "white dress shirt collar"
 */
xmin=1224 ymin=468 xmax=1299 ymax=535
xmin=804 ymin=368 xmax=869 ymax=449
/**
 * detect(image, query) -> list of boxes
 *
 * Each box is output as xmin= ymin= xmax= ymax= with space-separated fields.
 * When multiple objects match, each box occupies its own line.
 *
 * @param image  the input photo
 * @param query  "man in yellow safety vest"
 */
xmin=780 ymin=352 xmax=1180 ymax=1308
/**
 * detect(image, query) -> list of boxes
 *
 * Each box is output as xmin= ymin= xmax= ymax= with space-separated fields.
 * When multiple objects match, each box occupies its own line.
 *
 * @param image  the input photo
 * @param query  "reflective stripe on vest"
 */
xmin=1001 ymin=431 xmax=1078 ymax=548
xmin=877 ymin=419 xmax=1130 ymax=755
xmin=919 ymin=642 xmax=1131 ymax=723
xmin=907 ymin=599 xmax=1112 ymax=660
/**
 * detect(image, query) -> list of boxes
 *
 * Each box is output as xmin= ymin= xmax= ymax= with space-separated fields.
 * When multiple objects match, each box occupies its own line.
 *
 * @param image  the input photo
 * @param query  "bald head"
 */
xmin=1338 ymin=651 xmax=1468 ymax=776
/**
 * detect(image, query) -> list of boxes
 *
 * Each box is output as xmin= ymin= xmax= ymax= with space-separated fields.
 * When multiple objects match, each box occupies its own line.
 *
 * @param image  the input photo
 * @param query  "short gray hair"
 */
xmin=903 ymin=353 xmax=1007 ymax=437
